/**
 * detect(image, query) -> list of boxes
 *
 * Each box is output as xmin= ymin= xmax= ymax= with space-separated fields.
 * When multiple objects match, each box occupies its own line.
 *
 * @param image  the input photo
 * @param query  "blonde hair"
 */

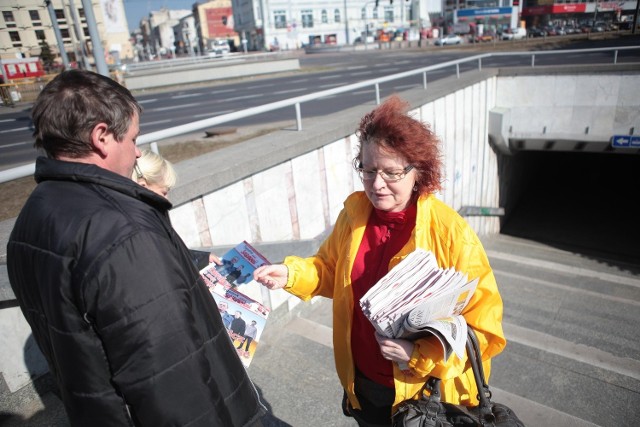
xmin=132 ymin=150 xmax=177 ymax=190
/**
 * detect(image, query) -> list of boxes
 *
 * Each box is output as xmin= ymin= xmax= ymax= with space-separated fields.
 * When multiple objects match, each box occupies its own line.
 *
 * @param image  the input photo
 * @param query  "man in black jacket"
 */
xmin=6 ymin=70 xmax=267 ymax=426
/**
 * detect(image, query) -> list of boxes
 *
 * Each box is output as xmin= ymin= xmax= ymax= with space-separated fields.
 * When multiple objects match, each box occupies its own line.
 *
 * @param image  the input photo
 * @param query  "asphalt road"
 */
xmin=1 ymin=34 xmax=639 ymax=171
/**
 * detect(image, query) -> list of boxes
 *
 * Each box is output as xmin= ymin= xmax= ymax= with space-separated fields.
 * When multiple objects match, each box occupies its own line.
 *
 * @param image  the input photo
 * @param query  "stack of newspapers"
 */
xmin=359 ymin=248 xmax=478 ymax=361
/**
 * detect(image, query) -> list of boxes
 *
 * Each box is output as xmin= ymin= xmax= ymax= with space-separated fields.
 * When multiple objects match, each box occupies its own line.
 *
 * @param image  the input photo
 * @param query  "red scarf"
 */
xmin=350 ymin=202 xmax=417 ymax=386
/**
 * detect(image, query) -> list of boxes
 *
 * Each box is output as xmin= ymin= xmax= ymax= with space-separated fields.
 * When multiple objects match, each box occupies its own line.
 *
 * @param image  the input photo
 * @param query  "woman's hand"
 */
xmin=253 ymin=264 xmax=288 ymax=290
xmin=209 ymin=253 xmax=222 ymax=265
xmin=375 ymin=333 xmax=414 ymax=363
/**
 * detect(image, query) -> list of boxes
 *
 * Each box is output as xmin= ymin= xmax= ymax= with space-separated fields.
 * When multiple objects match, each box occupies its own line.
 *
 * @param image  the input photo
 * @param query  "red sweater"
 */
xmin=350 ymin=203 xmax=417 ymax=387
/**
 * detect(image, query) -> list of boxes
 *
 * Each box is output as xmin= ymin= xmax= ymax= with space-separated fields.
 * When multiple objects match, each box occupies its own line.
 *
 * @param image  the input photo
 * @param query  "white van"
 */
xmin=208 ymin=39 xmax=231 ymax=57
xmin=502 ymin=27 xmax=527 ymax=40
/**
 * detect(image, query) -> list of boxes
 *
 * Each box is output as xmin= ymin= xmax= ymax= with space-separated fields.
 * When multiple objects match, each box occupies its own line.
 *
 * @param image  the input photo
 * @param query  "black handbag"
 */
xmin=392 ymin=328 xmax=525 ymax=427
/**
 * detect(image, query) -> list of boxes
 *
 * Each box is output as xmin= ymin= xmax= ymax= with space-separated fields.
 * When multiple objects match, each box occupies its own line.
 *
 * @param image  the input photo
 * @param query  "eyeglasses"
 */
xmin=355 ymin=164 xmax=414 ymax=182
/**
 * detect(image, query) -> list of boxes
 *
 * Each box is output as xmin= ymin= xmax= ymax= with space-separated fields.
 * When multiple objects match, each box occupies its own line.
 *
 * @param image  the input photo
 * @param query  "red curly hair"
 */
xmin=355 ymin=95 xmax=443 ymax=196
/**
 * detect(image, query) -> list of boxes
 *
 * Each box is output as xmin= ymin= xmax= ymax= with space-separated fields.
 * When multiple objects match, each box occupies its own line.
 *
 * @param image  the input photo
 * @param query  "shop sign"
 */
xmin=552 ymin=4 xmax=587 ymax=13
xmin=597 ymin=2 xmax=624 ymax=11
xmin=457 ymin=7 xmax=513 ymax=17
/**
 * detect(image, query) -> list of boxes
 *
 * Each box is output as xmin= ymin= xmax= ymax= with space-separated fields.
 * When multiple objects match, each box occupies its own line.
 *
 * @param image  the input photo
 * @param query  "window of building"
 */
xmin=9 ymin=31 xmax=22 ymax=47
xmin=373 ymin=8 xmax=379 ymax=19
xmin=334 ymin=9 xmax=341 ymax=23
xmin=55 ymin=9 xmax=66 ymax=23
xmin=384 ymin=6 xmax=394 ymax=22
xmin=35 ymin=29 xmax=45 ymax=40
xmin=60 ymin=28 xmax=70 ymax=39
xmin=3 ymin=11 xmax=16 ymax=27
xmin=30 ymin=10 xmax=40 ymax=22
xmin=322 ymin=9 xmax=328 ymax=24
xmin=301 ymin=10 xmax=313 ymax=28
xmin=3 ymin=11 xmax=15 ymax=23
xmin=274 ymin=10 xmax=287 ymax=28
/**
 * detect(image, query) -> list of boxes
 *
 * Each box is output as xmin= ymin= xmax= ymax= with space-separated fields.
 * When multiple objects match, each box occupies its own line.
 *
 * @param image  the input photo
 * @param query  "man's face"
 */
xmin=112 ymin=113 xmax=141 ymax=178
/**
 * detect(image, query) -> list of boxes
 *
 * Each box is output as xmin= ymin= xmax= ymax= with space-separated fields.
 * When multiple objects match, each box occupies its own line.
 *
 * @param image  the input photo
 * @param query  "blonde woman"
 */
xmin=131 ymin=149 xmax=177 ymax=198
xmin=133 ymin=149 xmax=219 ymax=269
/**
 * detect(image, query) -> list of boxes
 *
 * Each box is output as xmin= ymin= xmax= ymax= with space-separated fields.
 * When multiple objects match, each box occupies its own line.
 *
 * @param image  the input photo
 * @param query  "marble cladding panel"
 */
xmin=494 ymin=76 xmax=526 ymax=107
xmin=615 ymin=106 xmax=640 ymax=130
xmin=451 ymin=89 xmax=465 ymax=210
xmin=467 ymin=83 xmax=481 ymax=208
xmin=348 ymin=134 xmax=364 ymax=193
xmin=252 ymin=162 xmax=294 ymax=242
xmin=170 ymin=202 xmax=201 ymax=248
xmin=441 ymin=93 xmax=457 ymax=207
xmin=459 ymin=87 xmax=473 ymax=211
xmin=618 ymin=75 xmax=640 ymax=108
xmin=324 ymin=138 xmax=355 ymax=225
xmin=290 ymin=150 xmax=327 ymax=240
xmin=203 ymin=181 xmax=252 ymax=246
xmin=589 ymin=107 xmax=618 ymax=134
xmin=576 ymin=75 xmax=620 ymax=107
xmin=551 ymin=76 xmax=578 ymax=107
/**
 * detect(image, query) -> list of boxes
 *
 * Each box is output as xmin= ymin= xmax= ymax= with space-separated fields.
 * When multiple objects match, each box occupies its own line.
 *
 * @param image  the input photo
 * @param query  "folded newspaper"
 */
xmin=359 ymin=248 xmax=478 ymax=361
xmin=200 ymin=241 xmax=271 ymax=368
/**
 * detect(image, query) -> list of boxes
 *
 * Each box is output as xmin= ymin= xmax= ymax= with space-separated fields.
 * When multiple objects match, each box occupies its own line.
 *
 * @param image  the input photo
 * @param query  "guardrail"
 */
xmin=1 ymin=45 xmax=638 ymax=184
xmin=123 ymin=50 xmax=294 ymax=73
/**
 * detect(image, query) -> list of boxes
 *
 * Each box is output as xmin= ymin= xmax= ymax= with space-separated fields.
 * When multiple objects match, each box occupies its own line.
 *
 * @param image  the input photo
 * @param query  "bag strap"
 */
xmin=414 ymin=328 xmax=496 ymax=424
xmin=466 ymin=327 xmax=497 ymax=424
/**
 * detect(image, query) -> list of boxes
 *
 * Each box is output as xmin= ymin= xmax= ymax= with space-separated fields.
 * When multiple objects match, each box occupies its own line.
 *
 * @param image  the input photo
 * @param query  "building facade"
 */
xmin=230 ymin=0 xmax=434 ymax=51
xmin=194 ymin=0 xmax=241 ymax=53
xmin=0 ymin=0 xmax=133 ymax=67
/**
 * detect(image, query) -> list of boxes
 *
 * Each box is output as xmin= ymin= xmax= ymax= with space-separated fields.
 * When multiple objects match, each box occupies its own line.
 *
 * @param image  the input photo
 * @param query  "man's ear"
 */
xmin=90 ymin=122 xmax=111 ymax=158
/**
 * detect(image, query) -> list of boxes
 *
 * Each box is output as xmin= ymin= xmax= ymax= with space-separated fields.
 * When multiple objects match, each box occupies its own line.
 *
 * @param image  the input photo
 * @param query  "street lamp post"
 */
xmin=344 ymin=0 xmax=350 ymax=45
xmin=45 ymin=0 xmax=70 ymax=70
xmin=362 ymin=1 xmax=379 ymax=49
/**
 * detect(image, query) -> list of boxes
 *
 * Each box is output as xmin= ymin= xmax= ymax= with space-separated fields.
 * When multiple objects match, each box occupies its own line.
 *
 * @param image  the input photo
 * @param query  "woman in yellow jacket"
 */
xmin=254 ymin=95 xmax=506 ymax=427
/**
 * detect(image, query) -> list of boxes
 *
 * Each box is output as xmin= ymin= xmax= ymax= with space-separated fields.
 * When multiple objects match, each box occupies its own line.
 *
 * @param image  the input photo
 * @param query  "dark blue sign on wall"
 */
xmin=611 ymin=135 xmax=640 ymax=148
xmin=457 ymin=7 xmax=514 ymax=17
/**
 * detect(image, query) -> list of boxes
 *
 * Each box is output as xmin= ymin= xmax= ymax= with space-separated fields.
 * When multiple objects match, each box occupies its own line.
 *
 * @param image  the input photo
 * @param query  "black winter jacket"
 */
xmin=7 ymin=157 xmax=266 ymax=426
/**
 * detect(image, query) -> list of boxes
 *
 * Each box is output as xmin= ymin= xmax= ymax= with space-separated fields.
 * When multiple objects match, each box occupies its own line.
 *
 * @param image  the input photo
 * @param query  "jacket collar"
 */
xmin=34 ymin=156 xmax=172 ymax=211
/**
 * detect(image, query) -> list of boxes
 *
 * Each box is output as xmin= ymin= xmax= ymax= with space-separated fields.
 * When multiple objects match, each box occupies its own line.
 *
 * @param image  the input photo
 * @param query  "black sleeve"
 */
xmin=189 ymin=249 xmax=212 ymax=270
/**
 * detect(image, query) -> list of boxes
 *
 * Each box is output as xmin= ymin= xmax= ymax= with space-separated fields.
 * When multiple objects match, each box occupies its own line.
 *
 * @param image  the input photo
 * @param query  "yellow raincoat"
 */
xmin=283 ymin=192 xmax=506 ymax=411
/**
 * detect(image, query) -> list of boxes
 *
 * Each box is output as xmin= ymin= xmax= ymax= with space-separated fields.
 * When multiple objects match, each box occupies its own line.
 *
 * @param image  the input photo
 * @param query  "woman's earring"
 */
xmin=413 ymin=184 xmax=418 ymax=192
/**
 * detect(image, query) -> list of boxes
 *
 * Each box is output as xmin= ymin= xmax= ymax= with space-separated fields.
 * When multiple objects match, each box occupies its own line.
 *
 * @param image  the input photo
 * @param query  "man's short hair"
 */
xmin=31 ymin=69 xmax=142 ymax=159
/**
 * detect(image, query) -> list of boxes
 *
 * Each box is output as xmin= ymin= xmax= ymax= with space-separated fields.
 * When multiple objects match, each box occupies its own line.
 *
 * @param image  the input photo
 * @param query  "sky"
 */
xmin=123 ymin=0 xmax=195 ymax=30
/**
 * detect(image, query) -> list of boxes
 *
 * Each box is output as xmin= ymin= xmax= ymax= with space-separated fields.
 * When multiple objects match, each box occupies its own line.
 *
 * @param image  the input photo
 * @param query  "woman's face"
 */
xmin=360 ymin=143 xmax=416 ymax=213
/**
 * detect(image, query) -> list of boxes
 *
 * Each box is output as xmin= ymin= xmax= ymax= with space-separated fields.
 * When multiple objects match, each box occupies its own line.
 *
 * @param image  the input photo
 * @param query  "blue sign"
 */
xmin=457 ymin=7 xmax=513 ymax=17
xmin=611 ymin=135 xmax=640 ymax=148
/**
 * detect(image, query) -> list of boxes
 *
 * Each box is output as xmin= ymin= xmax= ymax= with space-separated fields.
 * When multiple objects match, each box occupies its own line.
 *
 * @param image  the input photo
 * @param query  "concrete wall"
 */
xmin=123 ymin=58 xmax=300 ymax=90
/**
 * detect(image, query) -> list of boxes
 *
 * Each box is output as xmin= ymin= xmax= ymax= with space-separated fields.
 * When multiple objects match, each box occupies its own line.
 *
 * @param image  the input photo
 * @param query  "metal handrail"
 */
xmin=1 ymin=45 xmax=638 ymax=184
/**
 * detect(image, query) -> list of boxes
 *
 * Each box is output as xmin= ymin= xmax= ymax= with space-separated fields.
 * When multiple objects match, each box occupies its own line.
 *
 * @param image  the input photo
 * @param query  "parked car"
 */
xmin=434 ymin=34 xmax=462 ymax=46
xmin=471 ymin=33 xmax=494 ymax=43
xmin=209 ymin=39 xmax=230 ymax=57
xmin=501 ymin=27 xmax=527 ymax=40
xmin=528 ymin=27 xmax=547 ymax=37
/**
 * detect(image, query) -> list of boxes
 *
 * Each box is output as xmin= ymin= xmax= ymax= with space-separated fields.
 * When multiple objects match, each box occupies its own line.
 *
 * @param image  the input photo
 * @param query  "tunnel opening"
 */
xmin=498 ymin=150 xmax=639 ymax=270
